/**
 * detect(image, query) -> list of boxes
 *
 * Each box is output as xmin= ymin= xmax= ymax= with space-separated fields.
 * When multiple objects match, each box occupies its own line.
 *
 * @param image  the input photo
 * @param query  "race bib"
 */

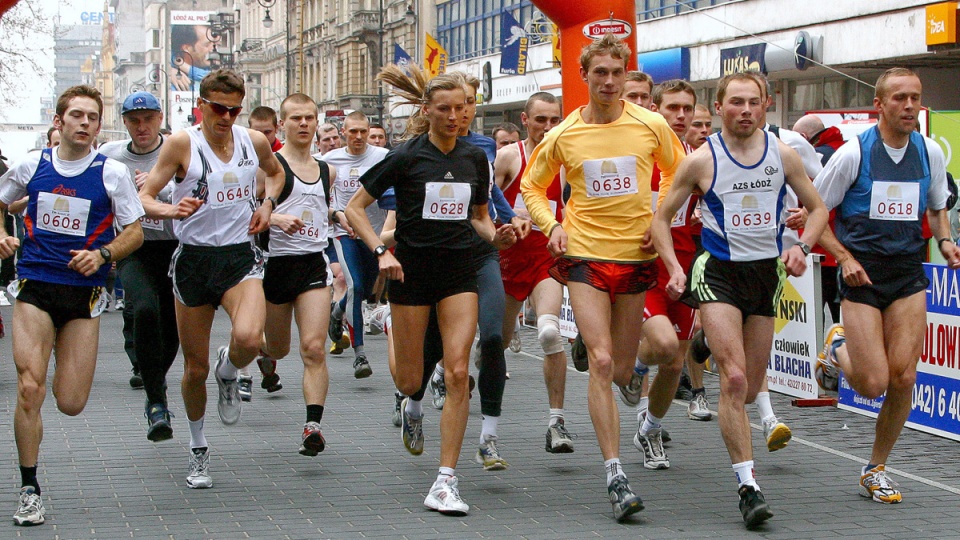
xmin=140 ymin=216 xmax=164 ymax=231
xmin=36 ymin=192 xmax=90 ymax=237
xmin=652 ymin=190 xmax=691 ymax=228
xmin=583 ymin=156 xmax=638 ymax=198
xmin=209 ymin=171 xmax=252 ymax=209
xmin=722 ymin=191 xmax=777 ymax=232
xmin=423 ymin=182 xmax=470 ymax=221
xmin=514 ymin=196 xmax=557 ymax=232
xmin=291 ymin=206 xmax=324 ymax=243
xmin=339 ymin=166 xmax=366 ymax=194
xmin=870 ymin=181 xmax=919 ymax=221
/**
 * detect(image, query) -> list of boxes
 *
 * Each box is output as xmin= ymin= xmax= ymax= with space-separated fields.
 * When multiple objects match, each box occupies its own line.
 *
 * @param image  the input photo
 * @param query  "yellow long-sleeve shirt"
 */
xmin=520 ymin=100 xmax=685 ymax=263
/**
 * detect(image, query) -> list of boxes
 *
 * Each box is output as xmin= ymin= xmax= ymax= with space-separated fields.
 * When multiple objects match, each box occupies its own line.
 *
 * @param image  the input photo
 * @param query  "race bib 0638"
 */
xmin=583 ymin=156 xmax=638 ymax=198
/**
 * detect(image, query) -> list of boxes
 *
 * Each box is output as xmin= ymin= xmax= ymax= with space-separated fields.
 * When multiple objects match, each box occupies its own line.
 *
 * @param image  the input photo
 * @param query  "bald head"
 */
xmin=792 ymin=115 xmax=825 ymax=142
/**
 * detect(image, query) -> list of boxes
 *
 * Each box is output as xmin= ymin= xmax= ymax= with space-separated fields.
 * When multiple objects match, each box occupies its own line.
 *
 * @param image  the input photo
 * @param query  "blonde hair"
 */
xmin=579 ymin=34 xmax=631 ymax=72
xmin=377 ymin=63 xmax=464 ymax=137
xmin=875 ymin=67 xmax=919 ymax=100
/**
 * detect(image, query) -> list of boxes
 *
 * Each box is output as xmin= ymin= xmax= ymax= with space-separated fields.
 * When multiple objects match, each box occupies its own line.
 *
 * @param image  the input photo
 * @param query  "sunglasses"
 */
xmin=200 ymin=97 xmax=243 ymax=117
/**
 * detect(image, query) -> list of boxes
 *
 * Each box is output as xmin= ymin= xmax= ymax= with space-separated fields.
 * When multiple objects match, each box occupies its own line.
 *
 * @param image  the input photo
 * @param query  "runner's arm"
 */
xmin=140 ymin=132 xmax=201 ymax=219
xmin=782 ymin=143 xmax=828 ymax=277
xmin=652 ymin=148 xmax=708 ymax=299
xmin=250 ymin=130 xmax=284 ymax=234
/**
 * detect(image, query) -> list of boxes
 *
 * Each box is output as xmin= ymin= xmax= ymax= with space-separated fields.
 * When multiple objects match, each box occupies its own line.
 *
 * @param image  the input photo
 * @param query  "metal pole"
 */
xmin=377 ymin=0 xmax=384 ymax=126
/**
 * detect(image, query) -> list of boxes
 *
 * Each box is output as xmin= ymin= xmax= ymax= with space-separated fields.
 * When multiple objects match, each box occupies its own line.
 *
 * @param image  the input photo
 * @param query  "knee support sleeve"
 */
xmin=537 ymin=314 xmax=564 ymax=355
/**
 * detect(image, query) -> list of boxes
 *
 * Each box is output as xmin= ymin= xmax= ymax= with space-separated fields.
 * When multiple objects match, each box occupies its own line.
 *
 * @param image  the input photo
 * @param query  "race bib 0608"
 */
xmin=583 ymin=156 xmax=638 ymax=198
xmin=36 ymin=191 xmax=90 ymax=237
xmin=423 ymin=182 xmax=470 ymax=221
xmin=722 ymin=191 xmax=777 ymax=232
xmin=870 ymin=181 xmax=919 ymax=221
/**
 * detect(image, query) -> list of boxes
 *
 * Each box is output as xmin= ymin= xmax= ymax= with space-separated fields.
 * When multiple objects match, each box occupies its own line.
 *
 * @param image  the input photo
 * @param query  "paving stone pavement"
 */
xmin=0 ymin=305 xmax=957 ymax=539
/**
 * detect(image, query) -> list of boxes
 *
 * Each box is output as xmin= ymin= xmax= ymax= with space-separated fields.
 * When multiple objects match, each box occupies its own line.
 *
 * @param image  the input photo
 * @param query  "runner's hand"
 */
xmin=249 ymin=204 xmax=271 ymax=234
xmin=940 ymin=240 xmax=960 ymax=270
xmin=173 ymin=197 xmax=203 ymax=219
xmin=270 ymin=213 xmax=305 ymax=235
xmin=547 ymin=225 xmax=567 ymax=257
xmin=493 ymin=223 xmax=517 ymax=250
xmin=378 ymin=250 xmax=403 ymax=282
xmin=510 ymin=216 xmax=531 ymax=240
xmin=781 ymin=244 xmax=808 ymax=277
xmin=839 ymin=256 xmax=872 ymax=287
xmin=0 ymin=236 xmax=19 ymax=259
xmin=666 ymin=271 xmax=686 ymax=301
xmin=640 ymin=229 xmax=656 ymax=254
xmin=785 ymin=207 xmax=807 ymax=230
xmin=67 ymin=249 xmax=104 ymax=277
xmin=134 ymin=169 xmax=149 ymax=190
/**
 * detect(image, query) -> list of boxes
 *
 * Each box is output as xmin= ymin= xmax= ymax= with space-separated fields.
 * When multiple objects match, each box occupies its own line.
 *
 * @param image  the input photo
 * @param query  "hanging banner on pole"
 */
xmin=500 ymin=10 xmax=529 ymax=75
xmin=424 ymin=33 xmax=447 ymax=77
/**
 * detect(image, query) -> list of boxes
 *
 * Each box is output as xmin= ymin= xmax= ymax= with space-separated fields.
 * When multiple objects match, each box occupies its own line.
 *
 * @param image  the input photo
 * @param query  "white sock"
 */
xmin=435 ymin=467 xmax=455 ymax=486
xmin=640 ymin=410 xmax=662 ymax=436
xmin=636 ymin=398 xmax=649 ymax=422
xmin=755 ymin=392 xmax=776 ymax=423
xmin=238 ymin=366 xmax=251 ymax=378
xmin=189 ymin=417 xmax=207 ymax=449
xmin=604 ymin=458 xmax=624 ymax=484
xmin=405 ymin=397 xmax=423 ymax=418
xmin=548 ymin=408 xmax=564 ymax=427
xmin=217 ymin=347 xmax=238 ymax=380
xmin=733 ymin=460 xmax=758 ymax=489
xmin=480 ymin=415 xmax=499 ymax=443
xmin=433 ymin=364 xmax=445 ymax=382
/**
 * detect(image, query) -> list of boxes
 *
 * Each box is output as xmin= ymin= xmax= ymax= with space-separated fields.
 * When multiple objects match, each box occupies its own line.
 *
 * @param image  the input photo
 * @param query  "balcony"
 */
xmin=335 ymin=10 xmax=379 ymax=44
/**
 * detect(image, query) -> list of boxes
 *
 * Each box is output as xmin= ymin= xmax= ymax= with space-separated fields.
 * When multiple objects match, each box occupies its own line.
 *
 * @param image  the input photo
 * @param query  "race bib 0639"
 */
xmin=722 ymin=191 xmax=777 ymax=232
xmin=583 ymin=156 xmax=638 ymax=198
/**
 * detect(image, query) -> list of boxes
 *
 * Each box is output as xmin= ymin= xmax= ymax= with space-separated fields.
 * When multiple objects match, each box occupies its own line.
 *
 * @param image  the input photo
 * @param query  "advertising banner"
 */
xmin=766 ymin=254 xmax=822 ymax=399
xmin=838 ymin=264 xmax=960 ymax=442
xmin=424 ymin=33 xmax=447 ymax=77
xmin=720 ymin=43 xmax=766 ymax=76
xmin=500 ymin=10 xmax=528 ymax=75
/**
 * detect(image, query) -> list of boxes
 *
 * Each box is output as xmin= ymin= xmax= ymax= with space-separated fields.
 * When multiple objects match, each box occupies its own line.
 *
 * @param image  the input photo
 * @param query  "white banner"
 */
xmin=766 ymin=254 xmax=822 ymax=399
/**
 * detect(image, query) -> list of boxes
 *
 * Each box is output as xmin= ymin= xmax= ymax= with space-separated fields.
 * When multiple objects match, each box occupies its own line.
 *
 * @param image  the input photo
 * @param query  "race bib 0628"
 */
xmin=423 ymin=182 xmax=470 ymax=221
xmin=583 ymin=156 xmax=638 ymax=198
xmin=36 ymin=192 xmax=90 ymax=237
xmin=870 ymin=181 xmax=919 ymax=221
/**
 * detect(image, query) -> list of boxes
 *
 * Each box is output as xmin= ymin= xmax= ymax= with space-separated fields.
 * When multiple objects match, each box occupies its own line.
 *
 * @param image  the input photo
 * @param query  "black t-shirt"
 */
xmin=361 ymin=133 xmax=489 ymax=249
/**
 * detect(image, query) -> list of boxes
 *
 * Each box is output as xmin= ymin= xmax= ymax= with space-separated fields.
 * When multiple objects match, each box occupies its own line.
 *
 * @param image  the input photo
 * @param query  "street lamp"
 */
xmin=174 ymin=51 xmax=197 ymax=124
xmin=258 ymin=0 xmax=276 ymax=29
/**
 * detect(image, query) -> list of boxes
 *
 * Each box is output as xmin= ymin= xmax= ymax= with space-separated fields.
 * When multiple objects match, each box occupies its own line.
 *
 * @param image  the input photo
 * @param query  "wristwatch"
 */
xmin=99 ymin=246 xmax=112 ymax=264
xmin=265 ymin=196 xmax=278 ymax=211
xmin=795 ymin=242 xmax=811 ymax=256
xmin=374 ymin=245 xmax=388 ymax=257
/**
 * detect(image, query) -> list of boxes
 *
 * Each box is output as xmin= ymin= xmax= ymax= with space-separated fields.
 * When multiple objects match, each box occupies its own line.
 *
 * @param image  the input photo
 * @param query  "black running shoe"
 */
xmin=608 ymin=475 xmax=644 ymax=521
xmin=689 ymin=329 xmax=711 ymax=364
xmin=145 ymin=402 xmax=173 ymax=442
xmin=328 ymin=303 xmax=345 ymax=343
xmin=738 ymin=485 xmax=773 ymax=528
xmin=129 ymin=366 xmax=144 ymax=389
xmin=675 ymin=371 xmax=694 ymax=401
xmin=571 ymin=333 xmax=589 ymax=372
xmin=353 ymin=354 xmax=373 ymax=379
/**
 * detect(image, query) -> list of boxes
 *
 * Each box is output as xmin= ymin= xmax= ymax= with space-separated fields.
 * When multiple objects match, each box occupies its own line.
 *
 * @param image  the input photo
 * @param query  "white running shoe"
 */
xmin=215 ymin=347 xmax=242 ymax=425
xmin=424 ymin=476 xmax=469 ymax=515
xmin=186 ymin=447 xmax=213 ymax=489
xmin=12 ymin=486 xmax=44 ymax=526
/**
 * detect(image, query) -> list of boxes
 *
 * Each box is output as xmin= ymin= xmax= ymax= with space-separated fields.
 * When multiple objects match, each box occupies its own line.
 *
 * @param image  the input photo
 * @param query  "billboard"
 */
xmin=169 ymin=10 xmax=215 ymax=129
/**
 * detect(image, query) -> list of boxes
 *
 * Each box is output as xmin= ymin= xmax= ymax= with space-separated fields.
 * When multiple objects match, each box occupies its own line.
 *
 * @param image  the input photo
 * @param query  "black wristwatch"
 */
xmin=265 ymin=196 xmax=278 ymax=211
xmin=795 ymin=242 xmax=811 ymax=256
xmin=374 ymin=245 xmax=388 ymax=257
xmin=99 ymin=246 xmax=112 ymax=264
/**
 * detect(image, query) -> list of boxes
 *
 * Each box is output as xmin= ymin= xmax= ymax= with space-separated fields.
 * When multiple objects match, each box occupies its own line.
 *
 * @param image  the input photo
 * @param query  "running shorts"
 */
xmin=688 ymin=252 xmax=784 ymax=318
xmin=549 ymin=257 xmax=657 ymax=304
xmin=170 ymin=242 xmax=264 ymax=308
xmin=838 ymin=251 xmax=927 ymax=311
xmin=499 ymin=232 xmax=556 ymax=302
xmin=263 ymin=251 xmax=330 ymax=305
xmin=388 ymin=243 xmax=479 ymax=306
xmin=11 ymin=279 xmax=107 ymax=329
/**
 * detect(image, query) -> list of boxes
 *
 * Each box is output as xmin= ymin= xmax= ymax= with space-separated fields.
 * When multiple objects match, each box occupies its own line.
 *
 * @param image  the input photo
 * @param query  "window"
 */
xmin=436 ymin=0 xmax=534 ymax=63
xmin=639 ymin=0 xmax=736 ymax=21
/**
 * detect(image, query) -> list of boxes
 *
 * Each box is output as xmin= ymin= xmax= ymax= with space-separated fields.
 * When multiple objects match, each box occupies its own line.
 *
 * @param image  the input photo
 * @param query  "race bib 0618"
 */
xmin=870 ymin=181 xmax=919 ymax=221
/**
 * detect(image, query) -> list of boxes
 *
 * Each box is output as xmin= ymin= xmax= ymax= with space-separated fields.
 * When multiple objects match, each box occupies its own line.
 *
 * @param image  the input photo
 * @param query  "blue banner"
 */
xmin=720 ymin=43 xmax=766 ymax=76
xmin=500 ymin=10 xmax=528 ymax=75
xmin=837 ymin=263 xmax=960 ymax=442
xmin=637 ymin=48 xmax=690 ymax=83
xmin=393 ymin=44 xmax=414 ymax=73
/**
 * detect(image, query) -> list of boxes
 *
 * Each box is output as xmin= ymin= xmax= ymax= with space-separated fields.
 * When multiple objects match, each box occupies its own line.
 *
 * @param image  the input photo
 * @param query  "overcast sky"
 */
xmin=1 ymin=0 xmax=105 ymax=161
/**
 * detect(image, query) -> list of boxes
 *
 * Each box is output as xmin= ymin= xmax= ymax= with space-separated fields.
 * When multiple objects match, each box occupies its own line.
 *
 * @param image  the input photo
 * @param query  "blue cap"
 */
xmin=121 ymin=92 xmax=162 ymax=114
